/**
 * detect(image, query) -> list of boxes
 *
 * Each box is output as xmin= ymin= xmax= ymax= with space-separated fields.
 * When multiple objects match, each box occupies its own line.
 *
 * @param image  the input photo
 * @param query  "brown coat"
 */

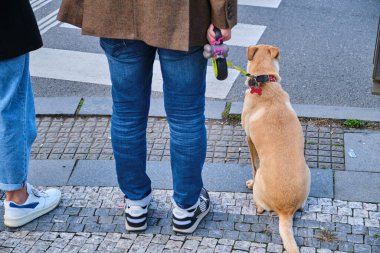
xmin=57 ymin=0 xmax=237 ymax=51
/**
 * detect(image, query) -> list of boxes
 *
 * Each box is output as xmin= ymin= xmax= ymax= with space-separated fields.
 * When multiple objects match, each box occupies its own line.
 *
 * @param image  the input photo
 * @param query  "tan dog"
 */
xmin=241 ymin=45 xmax=310 ymax=253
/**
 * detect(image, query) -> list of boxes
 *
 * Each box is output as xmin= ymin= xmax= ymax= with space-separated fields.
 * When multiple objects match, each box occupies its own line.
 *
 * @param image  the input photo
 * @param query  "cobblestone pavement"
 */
xmin=1 ymin=187 xmax=379 ymax=252
xmin=31 ymin=116 xmax=345 ymax=170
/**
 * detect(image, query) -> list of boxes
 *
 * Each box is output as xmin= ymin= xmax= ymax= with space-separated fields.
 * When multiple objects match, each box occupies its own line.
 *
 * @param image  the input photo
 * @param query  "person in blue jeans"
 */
xmin=58 ymin=0 xmax=237 ymax=233
xmin=0 ymin=1 xmax=61 ymax=228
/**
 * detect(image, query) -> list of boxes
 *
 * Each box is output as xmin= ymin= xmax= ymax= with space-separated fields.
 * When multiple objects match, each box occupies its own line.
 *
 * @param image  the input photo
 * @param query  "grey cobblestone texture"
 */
xmin=31 ymin=117 xmax=345 ymax=170
xmin=1 ymin=187 xmax=379 ymax=252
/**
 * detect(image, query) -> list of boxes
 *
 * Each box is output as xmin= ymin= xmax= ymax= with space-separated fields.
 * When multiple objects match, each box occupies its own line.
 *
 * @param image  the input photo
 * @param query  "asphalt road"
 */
xmin=31 ymin=0 xmax=380 ymax=108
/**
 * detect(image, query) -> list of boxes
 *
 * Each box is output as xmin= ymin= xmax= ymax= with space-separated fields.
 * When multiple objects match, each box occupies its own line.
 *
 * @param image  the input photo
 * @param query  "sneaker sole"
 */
xmin=4 ymin=195 xmax=61 ymax=228
xmin=125 ymin=221 xmax=147 ymax=232
xmin=173 ymin=204 xmax=211 ymax=234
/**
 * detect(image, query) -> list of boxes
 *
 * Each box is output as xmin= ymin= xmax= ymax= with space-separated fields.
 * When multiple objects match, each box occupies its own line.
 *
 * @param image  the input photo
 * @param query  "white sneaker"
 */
xmin=3 ymin=183 xmax=61 ymax=227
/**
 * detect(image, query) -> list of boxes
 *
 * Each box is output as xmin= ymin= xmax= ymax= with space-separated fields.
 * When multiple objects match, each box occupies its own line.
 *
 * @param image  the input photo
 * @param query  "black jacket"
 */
xmin=0 ymin=0 xmax=43 ymax=60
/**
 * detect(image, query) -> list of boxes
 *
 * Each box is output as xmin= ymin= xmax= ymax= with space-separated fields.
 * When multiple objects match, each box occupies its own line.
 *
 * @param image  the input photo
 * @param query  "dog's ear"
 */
xmin=269 ymin=46 xmax=280 ymax=59
xmin=247 ymin=46 xmax=258 ymax=61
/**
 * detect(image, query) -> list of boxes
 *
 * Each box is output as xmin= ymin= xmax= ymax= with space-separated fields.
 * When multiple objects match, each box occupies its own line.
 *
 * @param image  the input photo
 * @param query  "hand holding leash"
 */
xmin=203 ymin=27 xmax=229 ymax=80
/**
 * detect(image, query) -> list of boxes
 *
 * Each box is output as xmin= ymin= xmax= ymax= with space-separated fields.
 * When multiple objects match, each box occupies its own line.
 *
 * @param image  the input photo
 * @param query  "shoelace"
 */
xmin=31 ymin=187 xmax=48 ymax=198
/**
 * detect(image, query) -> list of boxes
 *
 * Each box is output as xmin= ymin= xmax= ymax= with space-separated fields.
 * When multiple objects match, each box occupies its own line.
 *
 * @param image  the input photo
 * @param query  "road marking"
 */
xmin=37 ymin=9 xmax=58 ymax=25
xmin=239 ymin=0 xmax=282 ymax=8
xmin=60 ymin=23 xmax=80 ymax=29
xmin=40 ymin=20 xmax=61 ymax=35
xmin=30 ymin=48 xmax=239 ymax=99
xmin=226 ymin=24 xmax=266 ymax=47
xmin=37 ymin=9 xmax=60 ymax=35
xmin=31 ymin=0 xmax=45 ymax=7
xmin=32 ymin=0 xmax=53 ymax=11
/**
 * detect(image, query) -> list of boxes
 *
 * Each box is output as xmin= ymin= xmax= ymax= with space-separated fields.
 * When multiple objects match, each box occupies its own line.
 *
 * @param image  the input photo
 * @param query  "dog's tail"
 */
xmin=279 ymin=213 xmax=299 ymax=253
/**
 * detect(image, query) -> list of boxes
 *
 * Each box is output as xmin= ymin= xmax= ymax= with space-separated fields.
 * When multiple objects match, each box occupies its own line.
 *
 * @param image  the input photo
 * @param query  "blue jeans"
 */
xmin=0 ymin=53 xmax=37 ymax=191
xmin=100 ymin=39 xmax=208 ymax=208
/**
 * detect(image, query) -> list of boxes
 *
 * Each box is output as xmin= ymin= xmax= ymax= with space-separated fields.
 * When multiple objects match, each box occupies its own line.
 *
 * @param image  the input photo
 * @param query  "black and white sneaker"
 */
xmin=172 ymin=188 xmax=211 ymax=234
xmin=124 ymin=194 xmax=151 ymax=232
xmin=125 ymin=204 xmax=148 ymax=231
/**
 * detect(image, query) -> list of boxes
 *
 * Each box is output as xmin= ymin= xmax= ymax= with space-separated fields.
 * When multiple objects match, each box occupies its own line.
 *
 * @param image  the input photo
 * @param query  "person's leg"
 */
xmin=0 ymin=53 xmax=36 ymax=195
xmin=100 ymin=38 xmax=156 ymax=231
xmin=100 ymin=38 xmax=156 ymax=201
xmin=0 ymin=54 xmax=61 ymax=228
xmin=157 ymin=46 xmax=208 ymax=207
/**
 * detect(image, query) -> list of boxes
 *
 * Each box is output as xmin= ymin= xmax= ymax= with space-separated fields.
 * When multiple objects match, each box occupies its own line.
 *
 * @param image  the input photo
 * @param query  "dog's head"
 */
xmin=246 ymin=45 xmax=281 ymax=86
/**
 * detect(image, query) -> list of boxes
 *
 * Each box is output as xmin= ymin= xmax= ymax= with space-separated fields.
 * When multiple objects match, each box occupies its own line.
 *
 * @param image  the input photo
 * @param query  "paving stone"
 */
xmin=78 ymin=243 xmax=98 ymax=253
xmin=68 ymin=160 xmax=117 ymax=186
xmin=335 ymin=171 xmax=380 ymax=202
xmin=352 ymin=225 xmax=367 ymax=235
xmin=165 ymin=240 xmax=183 ymax=250
xmin=310 ymin=169 xmax=334 ymax=198
xmin=300 ymin=247 xmax=316 ymax=253
xmin=182 ymin=240 xmax=200 ymax=250
xmin=79 ymin=97 xmax=225 ymax=119
xmin=215 ymin=244 xmax=233 ymax=253
xmin=338 ymin=241 xmax=354 ymax=252
xmin=267 ymin=243 xmax=283 ymax=253
xmin=67 ymin=224 xmax=85 ymax=233
xmin=79 ymin=97 xmax=112 ymax=116
xmin=249 ymin=247 xmax=266 ymax=253
xmin=353 ymin=244 xmax=371 ymax=253
xmin=234 ymin=240 xmax=251 ymax=251
xmin=29 ymin=160 xmax=75 ymax=186
xmin=221 ymin=230 xmax=239 ymax=240
xmin=365 ymin=235 xmax=380 ymax=246
xmin=35 ymin=97 xmax=81 ymax=115
xmin=304 ymin=237 xmax=321 ymax=248
xmin=321 ymin=242 xmax=338 ymax=251
xmin=146 ymin=243 xmax=165 ymax=253
xmin=344 ymin=133 xmax=380 ymax=173
xmin=235 ymin=223 xmax=251 ymax=232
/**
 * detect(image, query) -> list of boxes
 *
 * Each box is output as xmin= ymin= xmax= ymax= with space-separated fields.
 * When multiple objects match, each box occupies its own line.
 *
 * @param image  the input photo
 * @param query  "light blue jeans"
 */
xmin=100 ymin=39 xmax=208 ymax=208
xmin=0 ymin=53 xmax=37 ymax=191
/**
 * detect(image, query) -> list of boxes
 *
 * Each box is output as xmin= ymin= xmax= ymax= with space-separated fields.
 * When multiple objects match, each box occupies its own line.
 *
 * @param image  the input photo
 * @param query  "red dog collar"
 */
xmin=249 ymin=75 xmax=277 ymax=96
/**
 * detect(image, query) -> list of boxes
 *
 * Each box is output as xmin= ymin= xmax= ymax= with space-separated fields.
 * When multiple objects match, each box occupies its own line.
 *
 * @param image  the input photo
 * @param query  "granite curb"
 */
xmin=35 ymin=97 xmax=226 ymax=120
xmin=29 ymin=160 xmax=333 ymax=198
xmin=230 ymin=102 xmax=380 ymax=122
xmin=35 ymin=97 xmax=380 ymax=122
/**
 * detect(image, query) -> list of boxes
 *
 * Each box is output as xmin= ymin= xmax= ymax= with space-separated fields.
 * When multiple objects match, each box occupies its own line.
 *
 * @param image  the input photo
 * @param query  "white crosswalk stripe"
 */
xmin=32 ymin=0 xmax=53 ymax=11
xmin=30 ymin=48 xmax=240 ymax=99
xmin=37 ymin=9 xmax=60 ymax=35
xmin=239 ymin=0 xmax=282 ymax=8
xmin=60 ymin=23 xmax=80 ymax=29
xmin=226 ymin=24 xmax=266 ymax=47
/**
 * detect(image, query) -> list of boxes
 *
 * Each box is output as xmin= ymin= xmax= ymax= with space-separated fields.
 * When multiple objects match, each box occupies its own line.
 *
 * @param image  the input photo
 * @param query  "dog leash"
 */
xmin=202 ymin=28 xmax=276 ymax=95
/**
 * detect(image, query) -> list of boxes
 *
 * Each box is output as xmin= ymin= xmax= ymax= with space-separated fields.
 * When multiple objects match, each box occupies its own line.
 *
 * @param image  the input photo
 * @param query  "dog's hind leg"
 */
xmin=246 ymin=136 xmax=259 ymax=189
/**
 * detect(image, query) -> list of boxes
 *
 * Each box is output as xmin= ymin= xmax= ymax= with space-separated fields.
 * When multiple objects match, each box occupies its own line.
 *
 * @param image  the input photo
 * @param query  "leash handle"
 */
xmin=213 ymin=27 xmax=228 ymax=80
xmin=213 ymin=27 xmax=223 ymax=45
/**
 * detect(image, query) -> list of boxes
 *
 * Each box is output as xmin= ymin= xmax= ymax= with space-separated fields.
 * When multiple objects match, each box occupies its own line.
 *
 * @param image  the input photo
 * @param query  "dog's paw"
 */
xmin=257 ymin=207 xmax=265 ymax=214
xmin=246 ymin=179 xmax=254 ymax=189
